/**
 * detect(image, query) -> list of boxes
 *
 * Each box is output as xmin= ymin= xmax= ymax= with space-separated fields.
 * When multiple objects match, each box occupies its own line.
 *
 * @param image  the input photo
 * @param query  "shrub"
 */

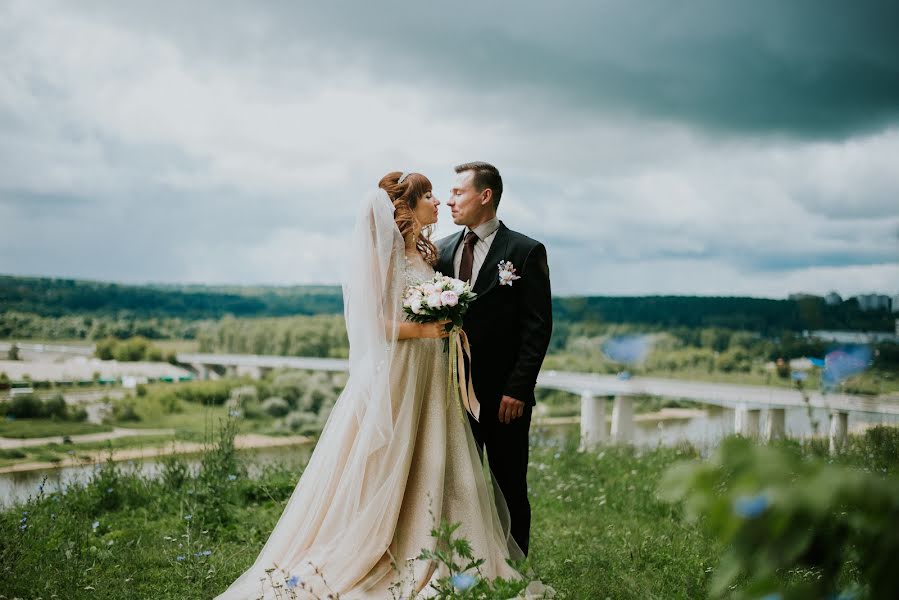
xmin=661 ymin=435 xmax=899 ymax=599
xmin=284 ymin=411 xmax=320 ymax=435
xmin=261 ymin=397 xmax=290 ymax=417
xmin=8 ymin=394 xmax=44 ymax=419
xmin=110 ymin=400 xmax=141 ymax=422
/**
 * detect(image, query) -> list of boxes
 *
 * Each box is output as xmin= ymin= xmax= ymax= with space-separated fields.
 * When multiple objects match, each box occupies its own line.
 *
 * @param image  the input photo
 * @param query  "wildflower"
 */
xmin=176 ymin=555 xmax=185 ymax=561
xmin=106 ymin=487 xmax=113 ymax=493
xmin=228 ymin=474 xmax=237 ymax=481
xmin=287 ymin=575 xmax=301 ymax=589
xmin=19 ymin=524 xmax=27 ymax=531
xmin=194 ymin=549 xmax=212 ymax=557
xmin=92 ymin=521 xmax=100 ymax=531
xmin=733 ymin=493 xmax=769 ymax=519
xmin=450 ymin=573 xmax=477 ymax=591
xmin=184 ymin=514 xmax=192 ymax=520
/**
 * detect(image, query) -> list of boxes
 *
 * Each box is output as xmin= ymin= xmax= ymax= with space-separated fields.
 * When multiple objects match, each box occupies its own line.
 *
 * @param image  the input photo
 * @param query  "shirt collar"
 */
xmin=466 ymin=217 xmax=500 ymax=241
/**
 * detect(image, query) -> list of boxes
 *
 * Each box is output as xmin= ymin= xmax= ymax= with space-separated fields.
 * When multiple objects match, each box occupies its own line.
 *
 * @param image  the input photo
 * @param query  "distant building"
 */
xmin=806 ymin=330 xmax=899 ymax=344
xmin=856 ymin=294 xmax=891 ymax=312
xmin=824 ymin=291 xmax=842 ymax=306
xmin=892 ymin=295 xmax=899 ymax=313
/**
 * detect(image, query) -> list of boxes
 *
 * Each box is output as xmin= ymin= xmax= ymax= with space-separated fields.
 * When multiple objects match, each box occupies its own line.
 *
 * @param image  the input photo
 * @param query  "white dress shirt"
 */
xmin=453 ymin=217 xmax=501 ymax=286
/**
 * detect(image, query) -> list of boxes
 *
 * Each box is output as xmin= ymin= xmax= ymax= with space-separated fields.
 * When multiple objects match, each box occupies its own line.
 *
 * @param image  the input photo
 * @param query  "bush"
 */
xmin=173 ymin=380 xmax=235 ymax=406
xmin=7 ymin=394 xmax=44 ymax=418
xmin=661 ymin=435 xmax=899 ymax=599
xmin=110 ymin=400 xmax=141 ymax=423
xmin=261 ymin=397 xmax=290 ymax=417
xmin=42 ymin=394 xmax=67 ymax=420
xmin=284 ymin=410 xmax=320 ymax=435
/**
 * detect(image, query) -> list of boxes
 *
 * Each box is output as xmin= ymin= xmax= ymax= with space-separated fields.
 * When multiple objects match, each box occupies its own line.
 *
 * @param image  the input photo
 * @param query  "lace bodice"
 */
xmin=402 ymin=251 xmax=436 ymax=287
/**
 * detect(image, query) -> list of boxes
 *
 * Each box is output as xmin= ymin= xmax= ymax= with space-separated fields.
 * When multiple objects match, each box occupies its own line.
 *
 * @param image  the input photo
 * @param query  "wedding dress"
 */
xmin=213 ymin=190 xmax=549 ymax=599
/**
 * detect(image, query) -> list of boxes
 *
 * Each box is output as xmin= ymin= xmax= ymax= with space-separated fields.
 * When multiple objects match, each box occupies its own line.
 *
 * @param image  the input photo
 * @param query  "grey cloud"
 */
xmin=75 ymin=0 xmax=899 ymax=139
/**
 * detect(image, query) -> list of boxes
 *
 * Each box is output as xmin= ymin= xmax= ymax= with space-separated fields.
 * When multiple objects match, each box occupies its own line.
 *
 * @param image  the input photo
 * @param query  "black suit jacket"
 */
xmin=436 ymin=222 xmax=552 ymax=407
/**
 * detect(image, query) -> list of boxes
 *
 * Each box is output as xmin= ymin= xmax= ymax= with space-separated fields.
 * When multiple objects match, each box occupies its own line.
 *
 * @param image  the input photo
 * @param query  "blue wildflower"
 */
xmin=19 ymin=524 xmax=27 ymax=531
xmin=92 ymin=521 xmax=100 ymax=530
xmin=287 ymin=575 xmax=301 ymax=589
xmin=176 ymin=555 xmax=185 ymax=561
xmin=193 ymin=549 xmax=212 ymax=557
xmin=227 ymin=474 xmax=237 ymax=481
xmin=106 ymin=487 xmax=113 ymax=493
xmin=450 ymin=573 xmax=477 ymax=591
xmin=184 ymin=514 xmax=192 ymax=521
xmin=733 ymin=494 xmax=770 ymax=519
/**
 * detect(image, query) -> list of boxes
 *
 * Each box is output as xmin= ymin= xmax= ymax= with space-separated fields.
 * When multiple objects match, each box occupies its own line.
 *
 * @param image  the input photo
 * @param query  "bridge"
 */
xmin=177 ymin=352 xmax=899 ymax=454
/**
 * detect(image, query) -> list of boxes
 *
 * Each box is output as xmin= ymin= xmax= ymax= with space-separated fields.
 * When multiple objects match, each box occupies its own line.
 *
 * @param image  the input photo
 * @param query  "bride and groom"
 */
xmin=215 ymin=162 xmax=554 ymax=599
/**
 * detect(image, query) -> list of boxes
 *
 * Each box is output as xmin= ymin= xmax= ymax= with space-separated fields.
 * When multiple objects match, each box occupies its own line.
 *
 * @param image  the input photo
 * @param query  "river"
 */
xmin=3 ymin=404 xmax=899 ymax=508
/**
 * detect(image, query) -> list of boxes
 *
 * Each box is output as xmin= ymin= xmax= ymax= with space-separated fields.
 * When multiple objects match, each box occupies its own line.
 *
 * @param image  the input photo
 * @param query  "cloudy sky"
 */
xmin=2 ymin=0 xmax=898 ymax=297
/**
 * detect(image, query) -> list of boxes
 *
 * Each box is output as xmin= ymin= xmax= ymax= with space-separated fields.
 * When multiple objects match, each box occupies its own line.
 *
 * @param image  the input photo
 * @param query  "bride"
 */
xmin=214 ymin=172 xmax=548 ymax=599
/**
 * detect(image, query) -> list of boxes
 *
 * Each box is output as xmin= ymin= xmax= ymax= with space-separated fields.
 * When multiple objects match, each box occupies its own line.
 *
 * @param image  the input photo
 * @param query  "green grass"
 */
xmin=0 ymin=387 xmax=293 ymax=469
xmin=0 ymin=425 xmax=716 ymax=599
xmin=3 ymin=425 xmax=897 ymax=598
xmin=0 ymin=419 xmax=114 ymax=439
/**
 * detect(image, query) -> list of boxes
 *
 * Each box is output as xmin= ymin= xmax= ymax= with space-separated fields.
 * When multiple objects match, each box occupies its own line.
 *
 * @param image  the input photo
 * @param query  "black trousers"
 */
xmin=468 ymin=402 xmax=532 ymax=556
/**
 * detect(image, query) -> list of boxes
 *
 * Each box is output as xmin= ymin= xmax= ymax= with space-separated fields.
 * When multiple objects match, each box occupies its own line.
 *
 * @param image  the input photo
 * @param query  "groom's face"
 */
xmin=448 ymin=171 xmax=491 ymax=227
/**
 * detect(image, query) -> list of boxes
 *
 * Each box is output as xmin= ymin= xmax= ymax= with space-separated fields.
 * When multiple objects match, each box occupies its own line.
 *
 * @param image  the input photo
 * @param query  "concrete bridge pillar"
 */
xmin=735 ymin=404 xmax=761 ymax=438
xmin=192 ymin=364 xmax=210 ymax=381
xmin=765 ymin=407 xmax=786 ymax=442
xmin=225 ymin=365 xmax=238 ymax=378
xmin=579 ymin=391 xmax=606 ymax=451
xmin=829 ymin=410 xmax=848 ymax=455
xmin=610 ymin=395 xmax=634 ymax=443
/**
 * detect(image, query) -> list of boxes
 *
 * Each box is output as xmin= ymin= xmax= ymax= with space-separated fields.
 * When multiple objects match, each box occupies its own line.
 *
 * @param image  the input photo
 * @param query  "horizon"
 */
xmin=2 ymin=272 xmax=896 ymax=302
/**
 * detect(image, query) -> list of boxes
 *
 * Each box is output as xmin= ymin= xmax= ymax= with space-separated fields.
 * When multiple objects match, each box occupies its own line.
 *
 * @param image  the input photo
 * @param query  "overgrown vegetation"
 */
xmin=3 ymin=418 xmax=897 ymax=598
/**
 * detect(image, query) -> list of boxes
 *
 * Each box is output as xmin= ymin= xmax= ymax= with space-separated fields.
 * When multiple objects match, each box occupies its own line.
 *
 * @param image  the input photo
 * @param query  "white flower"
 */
xmin=440 ymin=290 xmax=459 ymax=307
xmin=410 ymin=297 xmax=423 ymax=314
xmin=450 ymin=279 xmax=465 ymax=294
xmin=421 ymin=283 xmax=438 ymax=295
xmin=498 ymin=260 xmax=521 ymax=286
xmin=426 ymin=293 xmax=443 ymax=308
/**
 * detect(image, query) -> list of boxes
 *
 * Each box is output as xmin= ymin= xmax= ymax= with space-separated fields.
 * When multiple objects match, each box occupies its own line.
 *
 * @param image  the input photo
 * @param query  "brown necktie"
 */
xmin=458 ymin=231 xmax=479 ymax=283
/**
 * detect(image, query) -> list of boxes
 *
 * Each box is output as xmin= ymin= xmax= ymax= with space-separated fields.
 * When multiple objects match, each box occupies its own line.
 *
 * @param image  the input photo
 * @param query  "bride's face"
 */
xmin=413 ymin=190 xmax=440 ymax=226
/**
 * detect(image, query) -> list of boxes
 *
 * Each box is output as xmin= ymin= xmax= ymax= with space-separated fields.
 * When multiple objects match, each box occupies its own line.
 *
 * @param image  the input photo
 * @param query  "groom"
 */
xmin=437 ymin=161 xmax=553 ymax=556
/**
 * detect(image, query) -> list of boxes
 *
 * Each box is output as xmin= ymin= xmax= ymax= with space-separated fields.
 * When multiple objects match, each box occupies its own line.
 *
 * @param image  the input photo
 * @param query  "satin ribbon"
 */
xmin=447 ymin=327 xmax=480 ymax=422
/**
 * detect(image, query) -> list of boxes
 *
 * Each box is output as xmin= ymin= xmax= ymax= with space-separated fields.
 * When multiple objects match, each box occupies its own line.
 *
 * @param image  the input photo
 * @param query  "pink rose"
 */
xmin=440 ymin=290 xmax=459 ymax=307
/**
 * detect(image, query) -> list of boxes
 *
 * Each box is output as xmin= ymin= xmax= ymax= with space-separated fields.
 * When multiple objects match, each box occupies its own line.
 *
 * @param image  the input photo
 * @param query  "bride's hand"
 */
xmin=418 ymin=320 xmax=452 ymax=339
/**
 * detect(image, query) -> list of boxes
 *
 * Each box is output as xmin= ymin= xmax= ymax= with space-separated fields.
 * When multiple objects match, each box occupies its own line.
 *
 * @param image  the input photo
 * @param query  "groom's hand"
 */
xmin=498 ymin=395 xmax=525 ymax=424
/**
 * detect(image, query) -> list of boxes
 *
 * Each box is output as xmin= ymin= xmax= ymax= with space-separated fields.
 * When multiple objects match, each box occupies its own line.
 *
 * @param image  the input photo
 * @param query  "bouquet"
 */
xmin=402 ymin=273 xmax=480 ymax=422
xmin=402 ymin=273 xmax=477 ymax=349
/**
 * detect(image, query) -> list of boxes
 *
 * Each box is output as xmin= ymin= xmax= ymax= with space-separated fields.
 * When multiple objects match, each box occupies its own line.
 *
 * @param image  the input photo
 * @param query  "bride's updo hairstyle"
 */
xmin=379 ymin=171 xmax=439 ymax=266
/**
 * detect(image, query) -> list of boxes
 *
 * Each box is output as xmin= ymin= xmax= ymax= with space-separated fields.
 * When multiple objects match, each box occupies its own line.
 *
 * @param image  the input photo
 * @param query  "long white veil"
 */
xmin=214 ymin=189 xmax=408 ymax=598
xmin=340 ymin=187 xmax=405 ymax=452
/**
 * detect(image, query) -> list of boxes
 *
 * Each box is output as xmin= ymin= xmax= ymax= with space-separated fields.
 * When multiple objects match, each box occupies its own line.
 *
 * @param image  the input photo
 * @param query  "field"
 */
xmin=3 ymin=421 xmax=897 ymax=599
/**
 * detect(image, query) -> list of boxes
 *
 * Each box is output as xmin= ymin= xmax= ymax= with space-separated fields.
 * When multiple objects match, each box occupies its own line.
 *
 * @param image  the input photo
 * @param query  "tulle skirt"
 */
xmin=213 ymin=337 xmax=528 ymax=599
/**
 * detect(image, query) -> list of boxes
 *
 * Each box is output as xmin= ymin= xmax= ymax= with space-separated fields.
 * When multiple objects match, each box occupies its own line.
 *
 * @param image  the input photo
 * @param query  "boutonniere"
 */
xmin=497 ymin=260 xmax=521 ymax=286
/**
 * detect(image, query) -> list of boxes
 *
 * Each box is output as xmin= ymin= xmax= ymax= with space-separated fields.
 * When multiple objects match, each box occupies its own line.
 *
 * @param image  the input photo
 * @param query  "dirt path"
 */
xmin=0 ymin=427 xmax=176 ymax=450
xmin=0 ymin=433 xmax=311 ymax=474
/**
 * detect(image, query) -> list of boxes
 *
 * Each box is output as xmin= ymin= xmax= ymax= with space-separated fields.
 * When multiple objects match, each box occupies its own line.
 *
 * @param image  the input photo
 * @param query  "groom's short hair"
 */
xmin=455 ymin=161 xmax=503 ymax=210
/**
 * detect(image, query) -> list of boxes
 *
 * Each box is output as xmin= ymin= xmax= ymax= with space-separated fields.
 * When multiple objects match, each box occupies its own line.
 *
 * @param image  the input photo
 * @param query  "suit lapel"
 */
xmin=472 ymin=222 xmax=510 ymax=299
xmin=437 ymin=230 xmax=464 ymax=277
